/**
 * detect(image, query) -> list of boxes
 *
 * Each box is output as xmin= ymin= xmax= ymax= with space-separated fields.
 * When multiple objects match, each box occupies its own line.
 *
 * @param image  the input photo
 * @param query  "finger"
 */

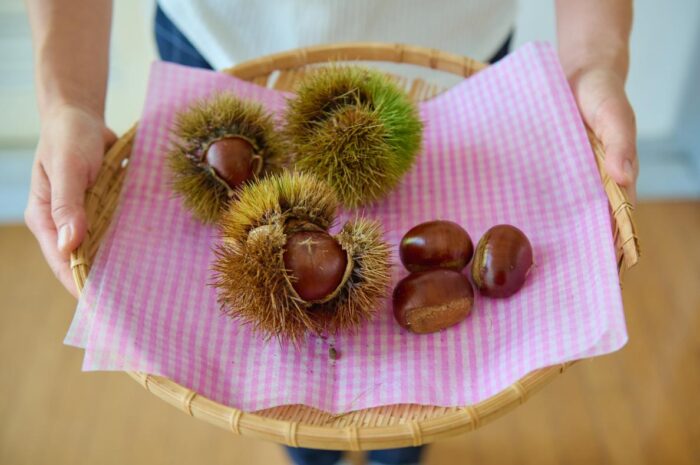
xmin=625 ymin=157 xmax=638 ymax=206
xmin=593 ymin=95 xmax=638 ymax=193
xmin=24 ymin=194 xmax=78 ymax=298
xmin=49 ymin=156 xmax=89 ymax=257
xmin=103 ymin=127 xmax=118 ymax=149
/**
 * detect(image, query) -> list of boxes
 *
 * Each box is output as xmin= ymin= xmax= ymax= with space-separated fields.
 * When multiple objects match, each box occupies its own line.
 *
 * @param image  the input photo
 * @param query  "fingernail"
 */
xmin=623 ymin=159 xmax=634 ymax=182
xmin=57 ymin=224 xmax=72 ymax=251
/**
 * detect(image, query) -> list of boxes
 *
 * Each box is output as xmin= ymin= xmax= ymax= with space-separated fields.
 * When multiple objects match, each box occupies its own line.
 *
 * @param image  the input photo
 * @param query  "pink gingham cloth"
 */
xmin=65 ymin=43 xmax=627 ymax=413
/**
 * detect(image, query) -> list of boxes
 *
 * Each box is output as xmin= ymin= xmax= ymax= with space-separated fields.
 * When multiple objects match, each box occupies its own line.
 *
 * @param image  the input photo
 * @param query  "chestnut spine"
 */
xmin=284 ymin=65 xmax=423 ymax=208
xmin=213 ymin=172 xmax=391 ymax=343
xmin=168 ymin=92 xmax=286 ymax=224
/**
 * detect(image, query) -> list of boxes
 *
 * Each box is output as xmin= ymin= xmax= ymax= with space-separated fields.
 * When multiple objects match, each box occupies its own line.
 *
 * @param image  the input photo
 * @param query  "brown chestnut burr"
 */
xmin=471 ymin=225 xmax=534 ymax=298
xmin=205 ymin=137 xmax=259 ymax=189
xmin=393 ymin=269 xmax=474 ymax=334
xmin=399 ymin=220 xmax=474 ymax=272
xmin=283 ymin=230 xmax=349 ymax=302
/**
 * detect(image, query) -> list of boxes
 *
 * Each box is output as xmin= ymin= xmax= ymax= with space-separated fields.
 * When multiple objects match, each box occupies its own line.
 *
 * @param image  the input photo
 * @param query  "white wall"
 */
xmin=0 ymin=0 xmax=156 ymax=140
xmin=104 ymin=0 xmax=156 ymax=135
xmin=1 ymin=0 xmax=698 ymax=223
xmin=2 ymin=0 xmax=698 ymax=140
xmin=514 ymin=0 xmax=700 ymax=140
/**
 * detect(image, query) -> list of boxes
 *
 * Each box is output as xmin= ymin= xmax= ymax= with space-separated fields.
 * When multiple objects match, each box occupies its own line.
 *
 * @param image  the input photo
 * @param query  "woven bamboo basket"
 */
xmin=71 ymin=42 xmax=640 ymax=450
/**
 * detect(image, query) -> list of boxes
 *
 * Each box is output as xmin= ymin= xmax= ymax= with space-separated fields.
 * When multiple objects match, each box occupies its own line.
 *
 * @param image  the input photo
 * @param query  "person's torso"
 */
xmin=158 ymin=0 xmax=517 ymax=69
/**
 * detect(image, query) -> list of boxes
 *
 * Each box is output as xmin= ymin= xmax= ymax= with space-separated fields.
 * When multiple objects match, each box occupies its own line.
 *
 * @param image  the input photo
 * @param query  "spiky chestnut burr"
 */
xmin=168 ymin=92 xmax=286 ymax=224
xmin=213 ymin=172 xmax=391 ymax=343
xmin=284 ymin=66 xmax=423 ymax=208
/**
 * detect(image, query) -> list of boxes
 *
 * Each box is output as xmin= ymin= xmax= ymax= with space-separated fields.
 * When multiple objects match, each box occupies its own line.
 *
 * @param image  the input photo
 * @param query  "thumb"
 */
xmin=592 ymin=96 xmax=638 ymax=203
xmin=50 ymin=158 xmax=89 ymax=256
xmin=103 ymin=126 xmax=118 ymax=151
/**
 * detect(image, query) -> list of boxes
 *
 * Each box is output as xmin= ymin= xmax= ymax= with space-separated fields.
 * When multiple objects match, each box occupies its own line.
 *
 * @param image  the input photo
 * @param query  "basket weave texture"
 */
xmin=70 ymin=43 xmax=640 ymax=450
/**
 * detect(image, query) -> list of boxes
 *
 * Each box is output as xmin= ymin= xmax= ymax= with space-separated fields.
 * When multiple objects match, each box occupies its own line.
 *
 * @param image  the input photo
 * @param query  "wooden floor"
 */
xmin=1 ymin=201 xmax=699 ymax=465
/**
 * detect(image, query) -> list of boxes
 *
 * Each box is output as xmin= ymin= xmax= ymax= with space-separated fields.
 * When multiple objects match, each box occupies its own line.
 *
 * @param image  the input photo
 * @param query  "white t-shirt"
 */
xmin=158 ymin=0 xmax=517 ymax=70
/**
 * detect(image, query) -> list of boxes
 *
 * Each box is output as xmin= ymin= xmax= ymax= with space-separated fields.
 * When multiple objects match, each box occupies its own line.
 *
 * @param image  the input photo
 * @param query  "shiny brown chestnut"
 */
xmin=471 ymin=225 xmax=533 ymax=298
xmin=283 ymin=230 xmax=349 ymax=302
xmin=205 ymin=137 xmax=258 ymax=189
xmin=399 ymin=220 xmax=474 ymax=272
xmin=393 ymin=269 xmax=474 ymax=334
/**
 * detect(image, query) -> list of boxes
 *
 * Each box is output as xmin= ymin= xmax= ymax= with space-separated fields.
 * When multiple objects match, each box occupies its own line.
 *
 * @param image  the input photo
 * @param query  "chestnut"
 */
xmin=399 ymin=220 xmax=473 ymax=272
xmin=393 ymin=269 xmax=474 ymax=334
xmin=471 ymin=225 xmax=533 ymax=298
xmin=283 ymin=230 xmax=349 ymax=302
xmin=205 ymin=137 xmax=259 ymax=189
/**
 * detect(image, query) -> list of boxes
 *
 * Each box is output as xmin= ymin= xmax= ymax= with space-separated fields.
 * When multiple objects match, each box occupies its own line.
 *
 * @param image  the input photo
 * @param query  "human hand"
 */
xmin=568 ymin=67 xmax=638 ymax=204
xmin=25 ymin=104 xmax=116 ymax=298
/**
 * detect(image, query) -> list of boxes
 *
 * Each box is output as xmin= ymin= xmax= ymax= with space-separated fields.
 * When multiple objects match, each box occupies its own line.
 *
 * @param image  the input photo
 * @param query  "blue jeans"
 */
xmin=155 ymin=4 xmax=213 ymax=69
xmin=286 ymin=446 xmax=424 ymax=465
xmin=154 ymin=4 xmax=510 ymax=464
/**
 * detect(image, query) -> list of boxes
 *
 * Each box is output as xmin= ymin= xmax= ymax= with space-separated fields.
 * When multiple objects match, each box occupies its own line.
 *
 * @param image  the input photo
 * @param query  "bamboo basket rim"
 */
xmin=70 ymin=42 xmax=640 ymax=450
